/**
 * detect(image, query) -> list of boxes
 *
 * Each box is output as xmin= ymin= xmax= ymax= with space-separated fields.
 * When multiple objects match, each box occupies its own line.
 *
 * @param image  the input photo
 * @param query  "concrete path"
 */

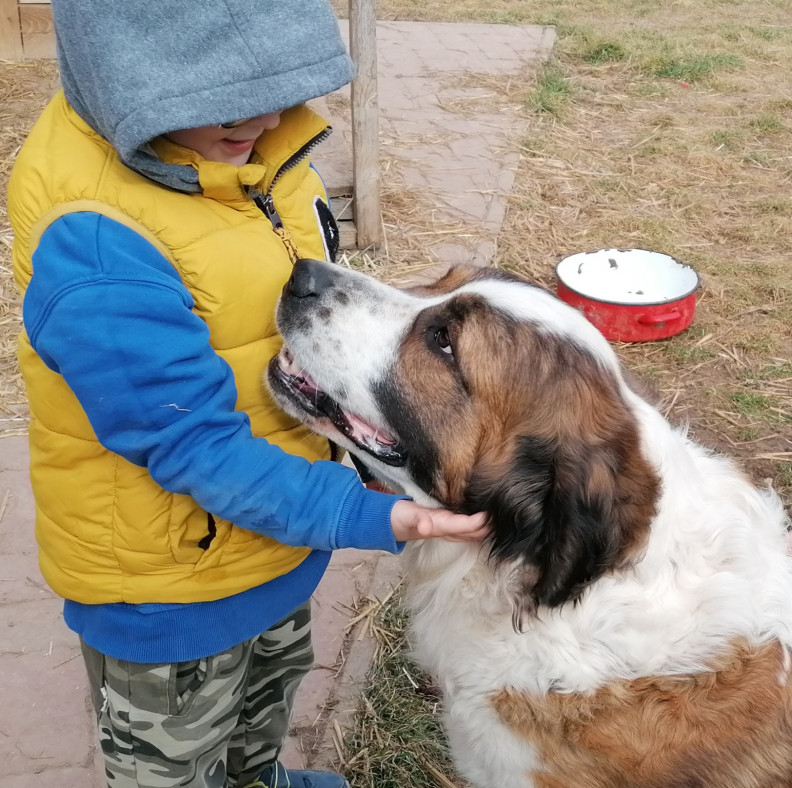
xmin=0 ymin=21 xmax=554 ymax=787
xmin=319 ymin=20 xmax=556 ymax=271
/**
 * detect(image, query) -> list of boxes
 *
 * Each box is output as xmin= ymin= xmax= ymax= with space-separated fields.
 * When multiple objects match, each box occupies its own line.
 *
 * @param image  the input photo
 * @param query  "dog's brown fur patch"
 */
xmin=395 ymin=292 xmax=657 ymax=606
xmin=492 ymin=640 xmax=792 ymax=788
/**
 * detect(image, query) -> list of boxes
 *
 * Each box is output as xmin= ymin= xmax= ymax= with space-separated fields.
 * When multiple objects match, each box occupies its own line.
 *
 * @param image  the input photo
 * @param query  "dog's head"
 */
xmin=268 ymin=259 xmax=659 ymax=615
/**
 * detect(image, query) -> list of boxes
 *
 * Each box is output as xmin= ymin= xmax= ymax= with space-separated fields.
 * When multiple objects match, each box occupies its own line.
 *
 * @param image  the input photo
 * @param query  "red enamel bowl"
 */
xmin=555 ymin=249 xmax=699 ymax=343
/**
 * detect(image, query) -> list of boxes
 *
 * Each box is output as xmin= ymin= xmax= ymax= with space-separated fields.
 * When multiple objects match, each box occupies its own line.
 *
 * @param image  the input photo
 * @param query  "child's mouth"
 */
xmin=221 ymin=138 xmax=256 ymax=154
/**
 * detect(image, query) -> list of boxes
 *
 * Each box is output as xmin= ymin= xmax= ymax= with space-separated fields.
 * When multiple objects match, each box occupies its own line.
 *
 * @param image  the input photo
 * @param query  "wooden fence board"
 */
xmin=19 ymin=3 xmax=53 ymax=58
xmin=348 ymin=0 xmax=381 ymax=248
xmin=0 ymin=0 xmax=24 ymax=60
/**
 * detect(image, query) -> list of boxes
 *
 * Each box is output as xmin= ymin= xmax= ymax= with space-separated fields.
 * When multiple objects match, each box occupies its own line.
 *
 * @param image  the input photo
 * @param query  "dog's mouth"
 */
xmin=269 ymin=347 xmax=407 ymax=467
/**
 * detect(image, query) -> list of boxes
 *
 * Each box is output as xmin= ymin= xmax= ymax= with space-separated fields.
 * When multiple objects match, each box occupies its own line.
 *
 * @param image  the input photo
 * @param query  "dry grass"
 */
xmin=339 ymin=590 xmax=463 ymax=788
xmin=499 ymin=65 xmax=792 ymax=495
xmin=339 ymin=158 xmax=481 ymax=282
xmin=0 ymin=59 xmax=59 ymax=436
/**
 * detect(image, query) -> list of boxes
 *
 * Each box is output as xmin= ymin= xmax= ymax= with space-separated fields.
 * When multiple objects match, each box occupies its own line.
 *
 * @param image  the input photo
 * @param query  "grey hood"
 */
xmin=51 ymin=0 xmax=354 ymax=192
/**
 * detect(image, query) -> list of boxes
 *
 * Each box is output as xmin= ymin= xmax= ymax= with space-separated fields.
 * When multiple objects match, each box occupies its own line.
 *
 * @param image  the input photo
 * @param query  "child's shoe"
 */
xmin=254 ymin=762 xmax=351 ymax=787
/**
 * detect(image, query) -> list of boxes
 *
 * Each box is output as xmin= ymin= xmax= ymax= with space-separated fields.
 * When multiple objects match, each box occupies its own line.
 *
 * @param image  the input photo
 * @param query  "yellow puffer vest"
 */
xmin=9 ymin=92 xmax=333 ymax=604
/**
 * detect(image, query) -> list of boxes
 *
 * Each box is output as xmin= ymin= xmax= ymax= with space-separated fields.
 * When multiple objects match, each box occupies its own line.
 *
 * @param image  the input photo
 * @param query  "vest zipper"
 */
xmin=251 ymin=126 xmax=332 ymax=266
xmin=254 ymin=192 xmax=300 ymax=264
xmin=252 ymin=126 xmax=339 ymax=465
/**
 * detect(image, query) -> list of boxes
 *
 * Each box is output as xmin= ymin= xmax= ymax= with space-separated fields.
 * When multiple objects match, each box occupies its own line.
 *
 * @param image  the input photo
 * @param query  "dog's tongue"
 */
xmin=279 ymin=347 xmax=325 ymax=397
xmin=279 ymin=346 xmax=397 ymax=448
xmin=346 ymin=412 xmax=397 ymax=447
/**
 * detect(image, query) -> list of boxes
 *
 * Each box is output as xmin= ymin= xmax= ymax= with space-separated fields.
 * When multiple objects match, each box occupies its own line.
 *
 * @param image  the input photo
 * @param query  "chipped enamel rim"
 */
xmin=556 ymin=248 xmax=699 ymax=306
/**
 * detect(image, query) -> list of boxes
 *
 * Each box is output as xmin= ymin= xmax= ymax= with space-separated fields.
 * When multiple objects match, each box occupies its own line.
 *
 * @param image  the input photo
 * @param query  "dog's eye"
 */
xmin=434 ymin=328 xmax=453 ymax=356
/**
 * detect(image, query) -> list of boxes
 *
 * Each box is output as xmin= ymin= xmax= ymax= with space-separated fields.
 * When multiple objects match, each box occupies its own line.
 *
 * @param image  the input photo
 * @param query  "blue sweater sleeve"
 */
xmin=23 ymin=212 xmax=403 ymax=553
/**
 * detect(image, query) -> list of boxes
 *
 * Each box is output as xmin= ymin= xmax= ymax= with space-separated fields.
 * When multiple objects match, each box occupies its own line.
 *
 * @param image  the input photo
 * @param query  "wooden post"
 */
xmin=19 ymin=1 xmax=55 ymax=59
xmin=0 ymin=0 xmax=24 ymax=60
xmin=348 ymin=0 xmax=381 ymax=249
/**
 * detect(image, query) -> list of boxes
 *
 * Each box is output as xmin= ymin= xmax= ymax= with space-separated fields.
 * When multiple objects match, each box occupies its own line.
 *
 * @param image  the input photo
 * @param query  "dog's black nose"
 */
xmin=285 ymin=258 xmax=337 ymax=299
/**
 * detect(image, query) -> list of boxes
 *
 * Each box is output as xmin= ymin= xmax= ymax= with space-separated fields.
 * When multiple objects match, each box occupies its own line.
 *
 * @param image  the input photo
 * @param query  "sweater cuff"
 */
xmin=335 ymin=483 xmax=407 ymax=554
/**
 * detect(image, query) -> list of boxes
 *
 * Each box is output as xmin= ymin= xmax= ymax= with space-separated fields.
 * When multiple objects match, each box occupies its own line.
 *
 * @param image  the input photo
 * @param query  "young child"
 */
xmin=8 ymin=1 xmax=488 ymax=786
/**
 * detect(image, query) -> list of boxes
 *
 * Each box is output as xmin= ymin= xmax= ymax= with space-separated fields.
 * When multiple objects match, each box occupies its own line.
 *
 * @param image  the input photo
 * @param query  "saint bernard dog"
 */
xmin=267 ymin=258 xmax=792 ymax=788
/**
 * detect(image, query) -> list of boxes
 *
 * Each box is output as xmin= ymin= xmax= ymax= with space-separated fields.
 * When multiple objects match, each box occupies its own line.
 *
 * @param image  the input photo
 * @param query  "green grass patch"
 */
xmin=741 ymin=150 xmax=775 ymax=168
xmin=730 ymin=392 xmax=771 ymax=414
xmin=777 ymin=464 xmax=792 ymax=493
xmin=659 ymin=342 xmax=717 ymax=365
xmin=750 ymin=25 xmax=787 ymax=42
xmin=752 ymin=198 xmax=792 ymax=215
xmin=710 ymin=129 xmax=746 ymax=151
xmin=519 ymin=135 xmax=553 ymax=157
xmin=633 ymin=81 xmax=672 ymax=98
xmin=582 ymin=41 xmax=628 ymax=64
xmin=765 ymin=98 xmax=792 ymax=112
xmin=526 ymin=62 xmax=574 ymax=115
xmin=729 ymin=391 xmax=789 ymax=422
xmin=483 ymin=9 xmax=529 ymax=24
xmin=643 ymin=52 xmax=741 ymax=82
xmin=749 ymin=114 xmax=785 ymax=134
xmin=748 ymin=361 xmax=792 ymax=380
xmin=734 ymin=335 xmax=776 ymax=354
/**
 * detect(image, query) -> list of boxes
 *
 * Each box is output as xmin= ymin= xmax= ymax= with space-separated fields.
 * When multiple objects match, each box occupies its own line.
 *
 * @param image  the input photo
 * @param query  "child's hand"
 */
xmin=390 ymin=500 xmax=490 ymax=543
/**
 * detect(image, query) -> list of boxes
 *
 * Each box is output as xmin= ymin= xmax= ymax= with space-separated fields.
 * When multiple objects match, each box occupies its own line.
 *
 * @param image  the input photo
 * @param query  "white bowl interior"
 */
xmin=556 ymin=249 xmax=699 ymax=305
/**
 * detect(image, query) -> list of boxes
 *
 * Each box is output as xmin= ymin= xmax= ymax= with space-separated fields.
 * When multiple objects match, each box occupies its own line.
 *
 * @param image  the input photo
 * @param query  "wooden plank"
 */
xmin=338 ymin=220 xmax=357 ymax=250
xmin=20 ymin=3 xmax=54 ymax=58
xmin=326 ymin=182 xmax=353 ymax=199
xmin=332 ymin=194 xmax=354 ymax=222
xmin=19 ymin=0 xmax=50 ymax=4
xmin=348 ymin=0 xmax=381 ymax=249
xmin=0 ymin=0 xmax=24 ymax=60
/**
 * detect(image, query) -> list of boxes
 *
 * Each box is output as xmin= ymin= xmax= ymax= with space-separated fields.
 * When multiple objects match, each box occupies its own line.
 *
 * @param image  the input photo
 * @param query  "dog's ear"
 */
xmin=467 ymin=432 xmax=658 ymax=621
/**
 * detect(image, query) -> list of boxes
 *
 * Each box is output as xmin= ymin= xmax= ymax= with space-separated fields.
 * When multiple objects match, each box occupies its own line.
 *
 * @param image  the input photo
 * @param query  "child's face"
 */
xmin=165 ymin=113 xmax=283 ymax=166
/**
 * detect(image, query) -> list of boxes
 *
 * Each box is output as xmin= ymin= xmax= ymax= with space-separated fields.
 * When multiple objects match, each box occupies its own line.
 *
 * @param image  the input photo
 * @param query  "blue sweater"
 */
xmin=24 ymin=212 xmax=404 ymax=663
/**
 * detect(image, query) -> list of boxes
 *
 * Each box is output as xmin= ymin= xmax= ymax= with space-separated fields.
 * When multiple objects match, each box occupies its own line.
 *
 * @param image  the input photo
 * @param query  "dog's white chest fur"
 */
xmin=404 ymin=433 xmax=792 ymax=787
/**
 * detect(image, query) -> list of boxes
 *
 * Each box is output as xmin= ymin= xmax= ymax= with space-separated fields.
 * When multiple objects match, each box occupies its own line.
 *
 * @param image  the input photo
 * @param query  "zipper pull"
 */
xmin=254 ymin=193 xmax=299 ymax=265
xmin=255 ymin=193 xmax=283 ymax=230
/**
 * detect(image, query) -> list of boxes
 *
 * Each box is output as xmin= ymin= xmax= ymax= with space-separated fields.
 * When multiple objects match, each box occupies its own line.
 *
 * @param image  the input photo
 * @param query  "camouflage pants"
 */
xmin=81 ymin=603 xmax=313 ymax=788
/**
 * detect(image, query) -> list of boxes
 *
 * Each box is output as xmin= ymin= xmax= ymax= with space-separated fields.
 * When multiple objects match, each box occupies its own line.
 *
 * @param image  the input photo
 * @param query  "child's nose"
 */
xmin=253 ymin=112 xmax=282 ymax=130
